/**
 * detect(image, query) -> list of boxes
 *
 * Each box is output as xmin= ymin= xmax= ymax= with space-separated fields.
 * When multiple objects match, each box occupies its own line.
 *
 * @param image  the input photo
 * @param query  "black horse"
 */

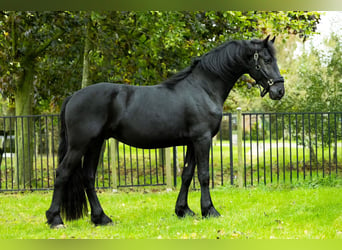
xmin=46 ymin=36 xmax=284 ymax=228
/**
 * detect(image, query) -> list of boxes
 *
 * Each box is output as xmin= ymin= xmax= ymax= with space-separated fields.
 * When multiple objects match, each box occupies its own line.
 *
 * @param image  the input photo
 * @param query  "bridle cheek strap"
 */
xmin=253 ymin=51 xmax=284 ymax=97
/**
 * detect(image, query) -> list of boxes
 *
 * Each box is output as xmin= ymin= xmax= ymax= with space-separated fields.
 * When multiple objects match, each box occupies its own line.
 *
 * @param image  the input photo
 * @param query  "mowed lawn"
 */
xmin=0 ymin=185 xmax=342 ymax=239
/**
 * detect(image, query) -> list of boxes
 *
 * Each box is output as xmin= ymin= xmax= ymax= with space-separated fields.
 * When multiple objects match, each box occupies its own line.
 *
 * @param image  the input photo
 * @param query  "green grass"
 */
xmin=1 ymin=184 xmax=342 ymax=239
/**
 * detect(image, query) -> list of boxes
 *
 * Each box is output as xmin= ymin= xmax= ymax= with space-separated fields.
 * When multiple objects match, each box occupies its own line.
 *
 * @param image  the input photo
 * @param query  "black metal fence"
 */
xmin=0 ymin=112 xmax=341 ymax=191
xmin=242 ymin=112 xmax=342 ymax=186
xmin=0 ymin=115 xmax=59 ymax=191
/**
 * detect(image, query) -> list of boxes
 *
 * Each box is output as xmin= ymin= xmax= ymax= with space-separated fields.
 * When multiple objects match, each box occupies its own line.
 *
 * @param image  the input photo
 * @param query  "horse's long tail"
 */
xmin=57 ymin=96 xmax=72 ymax=165
xmin=58 ymin=95 xmax=88 ymax=221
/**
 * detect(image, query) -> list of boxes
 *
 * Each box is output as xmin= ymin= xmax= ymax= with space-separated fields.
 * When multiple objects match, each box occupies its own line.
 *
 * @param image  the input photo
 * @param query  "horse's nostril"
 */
xmin=270 ymin=86 xmax=284 ymax=100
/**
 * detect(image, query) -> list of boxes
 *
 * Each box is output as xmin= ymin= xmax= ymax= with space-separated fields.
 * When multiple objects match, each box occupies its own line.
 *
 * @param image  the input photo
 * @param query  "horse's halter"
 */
xmin=253 ymin=51 xmax=284 ymax=97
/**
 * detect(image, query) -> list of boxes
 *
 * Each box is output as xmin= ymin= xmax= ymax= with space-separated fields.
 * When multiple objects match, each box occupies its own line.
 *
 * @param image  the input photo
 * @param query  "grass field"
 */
xmin=0 ymin=183 xmax=342 ymax=239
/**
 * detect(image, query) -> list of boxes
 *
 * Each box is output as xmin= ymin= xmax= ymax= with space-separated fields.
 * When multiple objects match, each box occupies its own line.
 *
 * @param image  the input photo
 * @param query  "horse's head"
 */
xmin=247 ymin=36 xmax=285 ymax=100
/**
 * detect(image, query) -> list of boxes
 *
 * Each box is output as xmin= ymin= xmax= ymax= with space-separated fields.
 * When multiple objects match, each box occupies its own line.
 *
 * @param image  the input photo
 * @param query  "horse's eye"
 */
xmin=264 ymin=58 xmax=272 ymax=64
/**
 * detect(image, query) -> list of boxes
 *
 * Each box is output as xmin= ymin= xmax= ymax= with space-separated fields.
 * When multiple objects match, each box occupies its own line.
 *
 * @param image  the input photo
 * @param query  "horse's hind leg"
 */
xmin=175 ymin=144 xmax=196 ymax=217
xmin=83 ymin=139 xmax=113 ymax=226
xmin=46 ymin=149 xmax=83 ymax=228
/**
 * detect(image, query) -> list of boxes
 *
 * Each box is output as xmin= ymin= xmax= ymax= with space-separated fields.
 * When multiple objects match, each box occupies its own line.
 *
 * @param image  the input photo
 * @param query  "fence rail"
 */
xmin=0 ymin=111 xmax=341 ymax=192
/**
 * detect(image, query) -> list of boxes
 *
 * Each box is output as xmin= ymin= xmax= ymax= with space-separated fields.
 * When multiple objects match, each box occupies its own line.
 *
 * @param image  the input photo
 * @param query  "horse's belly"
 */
xmin=112 ymin=131 xmax=189 ymax=149
xmin=112 ymin=117 xmax=190 ymax=149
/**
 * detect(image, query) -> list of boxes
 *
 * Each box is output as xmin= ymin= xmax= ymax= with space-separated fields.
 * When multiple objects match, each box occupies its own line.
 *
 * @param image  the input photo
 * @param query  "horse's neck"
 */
xmin=191 ymin=66 xmax=242 ymax=106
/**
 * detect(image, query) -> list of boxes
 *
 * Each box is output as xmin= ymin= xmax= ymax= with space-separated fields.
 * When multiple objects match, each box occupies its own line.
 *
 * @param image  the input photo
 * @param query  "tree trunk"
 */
xmin=333 ymin=143 xmax=337 ymax=166
xmin=82 ymin=18 xmax=91 ymax=88
xmin=15 ymin=65 xmax=34 ymax=189
xmin=309 ymin=145 xmax=317 ymax=165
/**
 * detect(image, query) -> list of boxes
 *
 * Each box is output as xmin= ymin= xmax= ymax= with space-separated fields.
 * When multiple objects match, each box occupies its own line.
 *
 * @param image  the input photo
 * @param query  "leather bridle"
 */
xmin=253 ymin=51 xmax=284 ymax=97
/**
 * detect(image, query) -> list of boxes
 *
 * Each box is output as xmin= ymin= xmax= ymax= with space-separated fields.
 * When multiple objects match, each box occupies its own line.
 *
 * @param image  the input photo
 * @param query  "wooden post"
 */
xmin=49 ymin=131 xmax=53 ymax=157
xmin=237 ymin=107 xmax=244 ymax=187
xmin=109 ymin=138 xmax=118 ymax=191
xmin=165 ymin=147 xmax=172 ymax=190
xmin=159 ymin=148 xmax=172 ymax=191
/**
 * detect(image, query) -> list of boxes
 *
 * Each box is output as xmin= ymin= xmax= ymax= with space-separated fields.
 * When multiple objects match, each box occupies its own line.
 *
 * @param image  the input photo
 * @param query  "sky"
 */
xmin=316 ymin=11 xmax=342 ymax=37
xmin=295 ymin=11 xmax=342 ymax=56
xmin=311 ymin=11 xmax=342 ymax=44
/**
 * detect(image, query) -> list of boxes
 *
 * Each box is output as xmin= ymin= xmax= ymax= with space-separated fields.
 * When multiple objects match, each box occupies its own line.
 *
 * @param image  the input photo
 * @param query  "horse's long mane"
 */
xmin=161 ymin=58 xmax=201 ymax=87
xmin=161 ymin=38 xmax=276 ymax=87
xmin=162 ymin=40 xmax=249 ymax=87
xmin=198 ymin=40 xmax=250 ymax=81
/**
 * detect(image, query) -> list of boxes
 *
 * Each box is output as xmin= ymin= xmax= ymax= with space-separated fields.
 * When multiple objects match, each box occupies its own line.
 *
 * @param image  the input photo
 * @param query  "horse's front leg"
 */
xmin=194 ymin=136 xmax=221 ymax=218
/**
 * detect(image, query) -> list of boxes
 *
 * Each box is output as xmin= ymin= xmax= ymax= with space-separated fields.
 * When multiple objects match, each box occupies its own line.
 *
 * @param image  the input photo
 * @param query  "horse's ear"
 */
xmin=263 ymin=35 xmax=270 ymax=46
xmin=271 ymin=36 xmax=276 ymax=44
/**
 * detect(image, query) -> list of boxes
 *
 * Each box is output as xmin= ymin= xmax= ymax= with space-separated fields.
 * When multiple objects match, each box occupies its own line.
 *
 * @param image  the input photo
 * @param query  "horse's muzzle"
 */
xmin=269 ymin=79 xmax=285 ymax=100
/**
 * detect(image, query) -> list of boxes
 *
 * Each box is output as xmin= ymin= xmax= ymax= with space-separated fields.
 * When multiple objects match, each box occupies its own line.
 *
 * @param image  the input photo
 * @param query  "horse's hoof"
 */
xmin=92 ymin=213 xmax=113 ymax=226
xmin=46 ymin=210 xmax=65 ymax=229
xmin=202 ymin=206 xmax=221 ymax=218
xmin=175 ymin=207 xmax=196 ymax=218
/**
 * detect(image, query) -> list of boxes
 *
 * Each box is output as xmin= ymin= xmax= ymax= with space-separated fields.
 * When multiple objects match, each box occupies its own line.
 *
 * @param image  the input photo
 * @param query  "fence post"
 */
xmin=173 ymin=146 xmax=178 ymax=187
xmin=165 ymin=147 xmax=172 ymax=190
xmin=109 ymin=138 xmax=118 ymax=191
xmin=159 ymin=148 xmax=172 ymax=190
xmin=237 ymin=107 xmax=244 ymax=187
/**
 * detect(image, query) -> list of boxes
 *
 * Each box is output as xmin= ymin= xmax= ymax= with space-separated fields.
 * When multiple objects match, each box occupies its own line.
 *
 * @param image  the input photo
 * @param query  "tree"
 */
xmin=0 ymin=11 xmax=82 ymax=188
xmin=1 ymin=11 xmax=322 ymax=112
xmin=299 ymin=34 xmax=342 ymax=163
